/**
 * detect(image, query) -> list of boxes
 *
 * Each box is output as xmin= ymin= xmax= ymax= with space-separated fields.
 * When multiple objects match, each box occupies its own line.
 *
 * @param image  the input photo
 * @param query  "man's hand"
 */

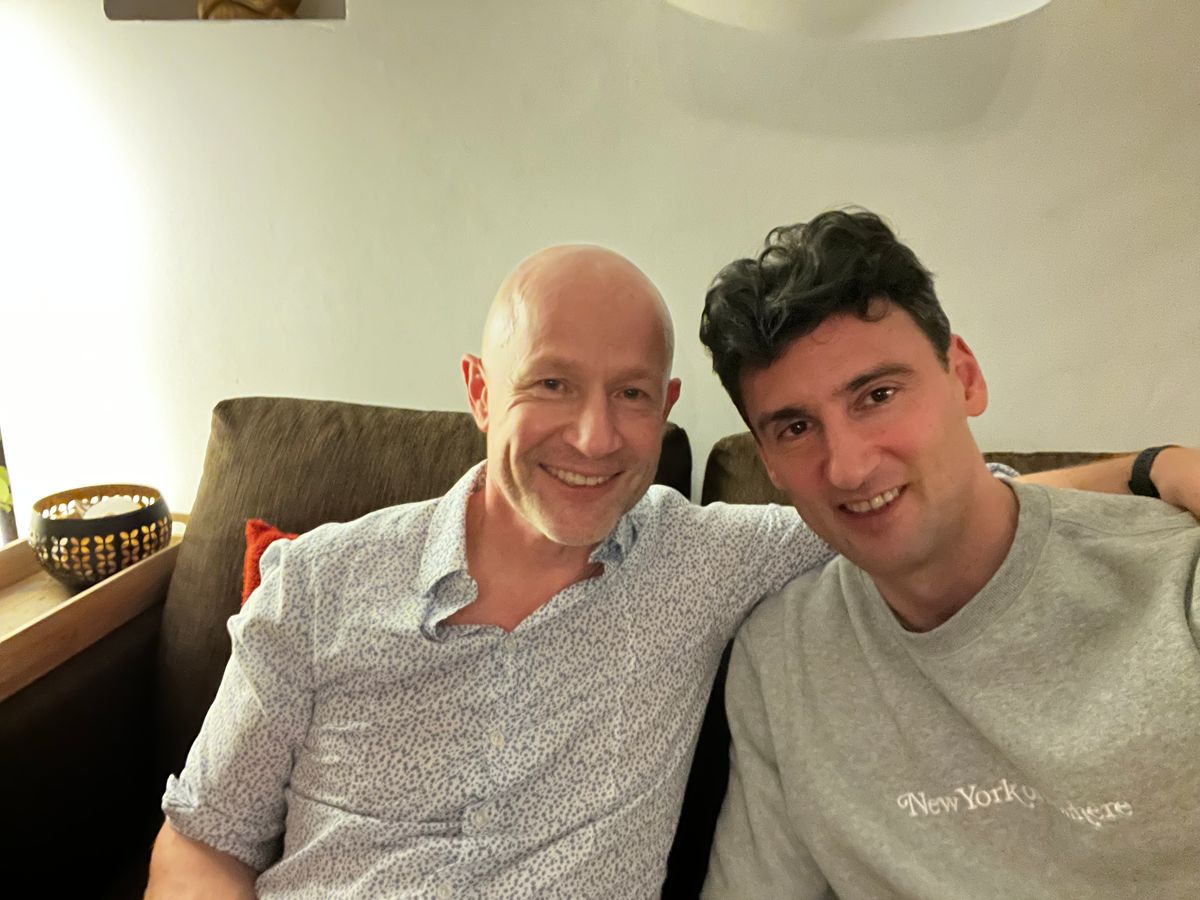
xmin=145 ymin=820 xmax=257 ymax=899
xmin=1151 ymin=446 xmax=1200 ymax=519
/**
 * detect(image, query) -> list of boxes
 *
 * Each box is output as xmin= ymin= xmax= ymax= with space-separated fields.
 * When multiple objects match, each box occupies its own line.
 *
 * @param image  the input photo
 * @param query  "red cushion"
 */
xmin=242 ymin=518 xmax=298 ymax=605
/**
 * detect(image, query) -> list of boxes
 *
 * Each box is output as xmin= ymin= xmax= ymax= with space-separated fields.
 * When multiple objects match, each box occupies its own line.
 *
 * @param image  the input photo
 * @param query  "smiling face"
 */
xmin=464 ymin=246 xmax=681 ymax=549
xmin=740 ymin=302 xmax=992 ymax=583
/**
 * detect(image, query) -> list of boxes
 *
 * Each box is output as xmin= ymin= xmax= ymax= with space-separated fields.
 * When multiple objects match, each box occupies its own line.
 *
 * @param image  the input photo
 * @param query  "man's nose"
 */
xmin=565 ymin=396 xmax=623 ymax=458
xmin=822 ymin=423 xmax=880 ymax=491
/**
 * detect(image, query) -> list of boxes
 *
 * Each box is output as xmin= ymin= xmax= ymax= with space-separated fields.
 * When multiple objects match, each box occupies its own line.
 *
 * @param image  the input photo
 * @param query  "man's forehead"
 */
xmin=511 ymin=272 xmax=668 ymax=343
xmin=483 ymin=244 xmax=674 ymax=372
xmin=786 ymin=308 xmax=922 ymax=361
xmin=512 ymin=349 xmax=666 ymax=383
xmin=745 ymin=313 xmax=919 ymax=404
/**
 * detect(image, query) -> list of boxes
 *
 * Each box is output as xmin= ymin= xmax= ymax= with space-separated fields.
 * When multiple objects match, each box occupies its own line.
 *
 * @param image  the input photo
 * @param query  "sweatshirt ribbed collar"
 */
xmin=854 ymin=479 xmax=1052 ymax=657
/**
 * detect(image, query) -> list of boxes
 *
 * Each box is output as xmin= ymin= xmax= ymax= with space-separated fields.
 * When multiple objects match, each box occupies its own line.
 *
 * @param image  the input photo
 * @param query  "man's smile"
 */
xmin=841 ymin=485 xmax=904 ymax=515
xmin=542 ymin=464 xmax=619 ymax=488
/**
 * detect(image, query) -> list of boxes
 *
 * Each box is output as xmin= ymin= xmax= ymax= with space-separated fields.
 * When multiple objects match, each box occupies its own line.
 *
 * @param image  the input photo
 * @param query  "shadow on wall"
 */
xmin=652 ymin=2 xmax=1047 ymax=137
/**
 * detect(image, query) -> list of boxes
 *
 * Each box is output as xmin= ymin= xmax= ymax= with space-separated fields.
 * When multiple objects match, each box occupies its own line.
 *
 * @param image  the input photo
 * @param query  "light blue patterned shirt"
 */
xmin=162 ymin=462 xmax=857 ymax=897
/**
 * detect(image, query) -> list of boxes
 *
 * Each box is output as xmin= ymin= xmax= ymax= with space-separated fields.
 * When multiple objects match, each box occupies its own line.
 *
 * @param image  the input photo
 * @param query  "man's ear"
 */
xmin=462 ymin=354 xmax=489 ymax=431
xmin=948 ymin=335 xmax=988 ymax=417
xmin=662 ymin=377 xmax=682 ymax=420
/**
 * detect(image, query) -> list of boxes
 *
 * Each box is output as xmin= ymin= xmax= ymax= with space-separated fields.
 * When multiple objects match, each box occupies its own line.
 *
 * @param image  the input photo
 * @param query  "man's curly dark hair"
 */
xmin=699 ymin=208 xmax=951 ymax=422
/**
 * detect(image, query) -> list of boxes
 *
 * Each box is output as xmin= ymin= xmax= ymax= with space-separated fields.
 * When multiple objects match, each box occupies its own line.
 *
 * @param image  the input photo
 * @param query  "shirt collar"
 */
xmin=416 ymin=462 xmax=641 ymax=596
xmin=416 ymin=462 xmax=481 ymax=596
xmin=590 ymin=500 xmax=637 ymax=567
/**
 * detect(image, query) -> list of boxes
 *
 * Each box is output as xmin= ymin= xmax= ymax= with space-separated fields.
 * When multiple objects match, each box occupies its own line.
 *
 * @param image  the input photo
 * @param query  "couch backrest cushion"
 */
xmin=701 ymin=433 xmax=788 ymax=506
xmin=156 ymin=397 xmax=691 ymax=774
xmin=701 ymin=431 xmax=1118 ymax=505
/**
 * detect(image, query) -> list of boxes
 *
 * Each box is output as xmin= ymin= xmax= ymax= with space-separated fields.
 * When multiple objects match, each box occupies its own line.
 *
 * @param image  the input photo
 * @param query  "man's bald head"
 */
xmin=462 ymin=244 xmax=682 ymax=549
xmin=481 ymin=245 xmax=675 ymax=375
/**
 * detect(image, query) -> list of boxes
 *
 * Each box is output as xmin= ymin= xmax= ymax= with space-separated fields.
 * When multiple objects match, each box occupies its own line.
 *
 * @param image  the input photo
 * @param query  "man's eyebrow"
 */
xmin=516 ymin=355 xmax=579 ymax=377
xmin=841 ymin=364 xmax=914 ymax=395
xmin=516 ymin=358 xmax=660 ymax=384
xmin=754 ymin=364 xmax=916 ymax=434
xmin=611 ymin=365 xmax=661 ymax=383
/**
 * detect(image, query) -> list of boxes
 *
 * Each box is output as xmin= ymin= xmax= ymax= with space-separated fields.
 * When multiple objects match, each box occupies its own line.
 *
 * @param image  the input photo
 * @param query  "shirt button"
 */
xmin=472 ymin=805 xmax=494 ymax=828
xmin=435 ymin=885 xmax=453 ymax=900
xmin=488 ymin=728 xmax=505 ymax=749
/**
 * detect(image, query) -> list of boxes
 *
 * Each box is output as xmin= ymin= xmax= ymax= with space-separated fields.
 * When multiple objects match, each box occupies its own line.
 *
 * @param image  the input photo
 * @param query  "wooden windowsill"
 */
xmin=0 ymin=525 xmax=185 ymax=702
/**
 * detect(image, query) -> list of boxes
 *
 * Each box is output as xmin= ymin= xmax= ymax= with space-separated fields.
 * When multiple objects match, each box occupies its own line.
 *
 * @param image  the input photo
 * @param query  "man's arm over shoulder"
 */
xmin=156 ymin=536 xmax=318 ymax=881
xmin=145 ymin=820 xmax=256 ymax=899
xmin=1022 ymin=446 xmax=1200 ymax=518
xmin=694 ymin=461 xmax=1032 ymax=604
xmin=691 ymin=499 xmax=833 ymax=596
xmin=702 ymin=623 xmax=830 ymax=899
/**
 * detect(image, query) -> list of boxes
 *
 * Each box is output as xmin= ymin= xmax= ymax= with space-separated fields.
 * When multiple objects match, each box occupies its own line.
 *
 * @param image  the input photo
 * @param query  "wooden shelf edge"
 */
xmin=0 ymin=539 xmax=44 ymax=584
xmin=0 ymin=541 xmax=182 ymax=702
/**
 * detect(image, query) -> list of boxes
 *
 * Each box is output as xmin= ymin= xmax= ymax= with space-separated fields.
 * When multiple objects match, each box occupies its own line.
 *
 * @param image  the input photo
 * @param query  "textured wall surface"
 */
xmin=1 ymin=0 xmax=1196 ymax=517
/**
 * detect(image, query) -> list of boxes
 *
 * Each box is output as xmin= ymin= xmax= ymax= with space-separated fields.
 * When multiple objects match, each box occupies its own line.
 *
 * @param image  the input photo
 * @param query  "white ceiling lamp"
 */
xmin=662 ymin=0 xmax=1054 ymax=40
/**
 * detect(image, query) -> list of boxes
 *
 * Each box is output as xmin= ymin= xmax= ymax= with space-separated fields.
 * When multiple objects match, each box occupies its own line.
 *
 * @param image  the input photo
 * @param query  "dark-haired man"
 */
xmin=700 ymin=210 xmax=1200 ymax=898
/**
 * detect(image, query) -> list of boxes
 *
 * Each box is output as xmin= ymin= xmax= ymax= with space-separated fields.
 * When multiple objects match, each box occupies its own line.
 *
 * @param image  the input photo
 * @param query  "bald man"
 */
xmin=146 ymin=246 xmax=1200 ymax=899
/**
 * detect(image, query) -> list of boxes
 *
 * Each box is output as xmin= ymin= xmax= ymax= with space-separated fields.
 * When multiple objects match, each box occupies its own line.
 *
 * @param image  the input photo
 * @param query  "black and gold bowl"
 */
xmin=29 ymin=484 xmax=172 ymax=590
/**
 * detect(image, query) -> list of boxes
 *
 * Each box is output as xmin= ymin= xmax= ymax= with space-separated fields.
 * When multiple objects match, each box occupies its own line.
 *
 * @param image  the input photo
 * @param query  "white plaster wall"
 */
xmin=1 ymin=0 xmax=1197 ymax=529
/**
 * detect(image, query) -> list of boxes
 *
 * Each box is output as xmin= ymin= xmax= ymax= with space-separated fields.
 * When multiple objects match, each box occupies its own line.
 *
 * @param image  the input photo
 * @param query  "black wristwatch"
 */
xmin=1127 ymin=445 xmax=1177 ymax=499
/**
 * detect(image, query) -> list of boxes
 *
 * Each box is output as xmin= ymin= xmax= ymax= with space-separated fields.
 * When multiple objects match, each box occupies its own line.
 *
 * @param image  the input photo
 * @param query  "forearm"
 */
xmin=1020 ymin=446 xmax=1200 ymax=517
xmin=145 ymin=820 xmax=258 ymax=900
xmin=151 ymin=537 xmax=313 ymax=891
xmin=1018 ymin=453 xmax=1134 ymax=493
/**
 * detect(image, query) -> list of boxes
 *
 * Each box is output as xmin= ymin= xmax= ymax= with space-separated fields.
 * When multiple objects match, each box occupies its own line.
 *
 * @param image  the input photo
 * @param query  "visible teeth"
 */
xmin=844 ymin=487 xmax=901 ymax=514
xmin=546 ymin=466 xmax=614 ymax=487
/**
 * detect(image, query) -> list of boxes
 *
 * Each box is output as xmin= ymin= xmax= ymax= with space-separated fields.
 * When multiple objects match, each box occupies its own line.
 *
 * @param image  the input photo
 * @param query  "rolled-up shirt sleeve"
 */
xmin=162 ymin=537 xmax=315 ymax=871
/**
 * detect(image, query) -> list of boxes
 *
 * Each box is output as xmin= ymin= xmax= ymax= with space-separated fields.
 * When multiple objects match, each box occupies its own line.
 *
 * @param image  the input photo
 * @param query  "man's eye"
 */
xmin=540 ymin=379 xmax=563 ymax=391
xmin=868 ymin=387 xmax=895 ymax=404
xmin=783 ymin=421 xmax=809 ymax=438
xmin=621 ymin=388 xmax=646 ymax=401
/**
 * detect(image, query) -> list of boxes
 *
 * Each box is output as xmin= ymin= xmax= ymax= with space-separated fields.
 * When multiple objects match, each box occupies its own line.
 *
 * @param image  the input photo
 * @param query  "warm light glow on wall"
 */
xmin=0 ymin=8 xmax=163 ymax=536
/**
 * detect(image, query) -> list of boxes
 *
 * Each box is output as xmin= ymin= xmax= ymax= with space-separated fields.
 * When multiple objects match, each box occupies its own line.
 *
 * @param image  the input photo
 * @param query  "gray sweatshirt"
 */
xmin=705 ymin=481 xmax=1200 ymax=899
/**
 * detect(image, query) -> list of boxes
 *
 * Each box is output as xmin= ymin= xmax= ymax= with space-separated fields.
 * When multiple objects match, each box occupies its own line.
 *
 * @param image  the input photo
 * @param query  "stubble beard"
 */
xmin=501 ymin=457 xmax=624 ymax=549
